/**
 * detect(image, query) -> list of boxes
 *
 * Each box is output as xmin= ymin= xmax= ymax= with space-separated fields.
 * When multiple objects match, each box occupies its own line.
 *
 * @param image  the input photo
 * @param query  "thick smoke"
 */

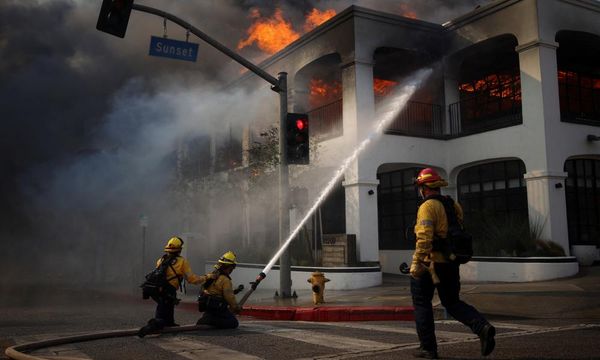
xmin=0 ymin=0 xmax=489 ymax=288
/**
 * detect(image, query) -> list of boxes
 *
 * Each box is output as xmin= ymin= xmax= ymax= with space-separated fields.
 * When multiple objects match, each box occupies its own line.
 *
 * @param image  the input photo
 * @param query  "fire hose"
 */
xmin=6 ymin=274 xmax=265 ymax=360
xmin=238 ymin=272 xmax=266 ymax=307
xmin=4 ymin=325 xmax=211 ymax=360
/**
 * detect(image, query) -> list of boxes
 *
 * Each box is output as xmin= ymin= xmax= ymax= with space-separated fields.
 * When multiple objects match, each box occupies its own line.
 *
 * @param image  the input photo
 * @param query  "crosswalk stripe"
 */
xmin=312 ymin=321 xmax=473 ymax=340
xmin=242 ymin=324 xmax=395 ymax=352
xmin=152 ymin=335 xmax=263 ymax=360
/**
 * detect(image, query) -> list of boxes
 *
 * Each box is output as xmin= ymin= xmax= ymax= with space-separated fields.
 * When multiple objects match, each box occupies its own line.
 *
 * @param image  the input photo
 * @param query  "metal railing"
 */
xmin=448 ymin=96 xmax=522 ymax=136
xmin=307 ymin=99 xmax=343 ymax=141
xmin=383 ymin=100 xmax=444 ymax=138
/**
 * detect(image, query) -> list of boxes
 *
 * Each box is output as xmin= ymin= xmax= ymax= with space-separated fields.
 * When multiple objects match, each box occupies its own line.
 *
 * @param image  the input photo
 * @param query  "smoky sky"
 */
xmin=0 ymin=0 xmax=487 ymax=286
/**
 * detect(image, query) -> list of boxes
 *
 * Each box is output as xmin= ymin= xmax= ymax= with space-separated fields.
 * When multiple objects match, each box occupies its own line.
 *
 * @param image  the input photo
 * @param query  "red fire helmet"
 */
xmin=415 ymin=168 xmax=448 ymax=188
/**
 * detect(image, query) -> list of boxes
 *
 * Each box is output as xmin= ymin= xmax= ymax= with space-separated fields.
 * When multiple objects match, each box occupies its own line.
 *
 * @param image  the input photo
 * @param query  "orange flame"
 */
xmin=304 ymin=8 xmax=336 ymax=32
xmin=459 ymin=73 xmax=521 ymax=101
xmin=373 ymin=78 xmax=398 ymax=96
xmin=237 ymin=8 xmax=300 ymax=54
xmin=309 ymin=77 xmax=342 ymax=108
xmin=399 ymin=4 xmax=417 ymax=19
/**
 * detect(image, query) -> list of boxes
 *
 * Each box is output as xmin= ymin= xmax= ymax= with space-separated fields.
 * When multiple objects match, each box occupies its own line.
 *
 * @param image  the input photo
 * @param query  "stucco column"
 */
xmin=517 ymin=40 xmax=570 ymax=254
xmin=341 ymin=58 xmax=379 ymax=263
xmin=443 ymin=57 xmax=461 ymax=135
xmin=342 ymin=179 xmax=380 ymax=263
xmin=523 ymin=171 xmax=569 ymax=253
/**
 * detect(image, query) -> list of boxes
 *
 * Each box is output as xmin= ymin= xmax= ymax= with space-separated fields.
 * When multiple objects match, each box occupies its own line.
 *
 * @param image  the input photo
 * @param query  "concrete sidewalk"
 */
xmin=179 ymin=265 xmax=600 ymax=321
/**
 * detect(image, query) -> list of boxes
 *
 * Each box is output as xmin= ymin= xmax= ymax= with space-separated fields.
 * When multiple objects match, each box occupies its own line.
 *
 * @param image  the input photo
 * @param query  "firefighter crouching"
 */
xmin=197 ymin=251 xmax=241 ymax=329
xmin=138 ymin=237 xmax=214 ymax=338
xmin=307 ymin=271 xmax=330 ymax=305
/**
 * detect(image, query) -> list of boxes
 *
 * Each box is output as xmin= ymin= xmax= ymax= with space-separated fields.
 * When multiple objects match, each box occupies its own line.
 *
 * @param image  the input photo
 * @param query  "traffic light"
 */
xmin=286 ymin=113 xmax=309 ymax=164
xmin=96 ymin=0 xmax=134 ymax=38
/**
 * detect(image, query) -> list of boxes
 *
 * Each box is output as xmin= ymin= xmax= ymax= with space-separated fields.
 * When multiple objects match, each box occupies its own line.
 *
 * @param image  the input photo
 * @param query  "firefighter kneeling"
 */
xmin=197 ymin=251 xmax=241 ymax=329
xmin=307 ymin=271 xmax=330 ymax=305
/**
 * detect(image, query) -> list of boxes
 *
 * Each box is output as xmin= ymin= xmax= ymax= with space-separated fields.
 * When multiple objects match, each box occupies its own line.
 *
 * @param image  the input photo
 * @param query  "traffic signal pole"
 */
xmin=129 ymin=3 xmax=292 ymax=298
xmin=278 ymin=73 xmax=292 ymax=297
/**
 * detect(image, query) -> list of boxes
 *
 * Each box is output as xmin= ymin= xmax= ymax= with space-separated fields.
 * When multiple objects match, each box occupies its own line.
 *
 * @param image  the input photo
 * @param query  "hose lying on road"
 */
xmin=5 ymin=324 xmax=208 ymax=360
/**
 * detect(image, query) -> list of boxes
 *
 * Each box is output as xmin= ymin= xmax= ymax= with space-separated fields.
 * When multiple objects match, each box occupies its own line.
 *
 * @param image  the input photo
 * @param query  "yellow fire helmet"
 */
xmin=217 ymin=251 xmax=237 ymax=265
xmin=164 ymin=236 xmax=184 ymax=253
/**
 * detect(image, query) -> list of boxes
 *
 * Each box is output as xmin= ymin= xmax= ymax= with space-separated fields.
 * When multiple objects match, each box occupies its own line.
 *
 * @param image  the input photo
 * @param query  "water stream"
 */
xmin=262 ymin=68 xmax=432 ymax=275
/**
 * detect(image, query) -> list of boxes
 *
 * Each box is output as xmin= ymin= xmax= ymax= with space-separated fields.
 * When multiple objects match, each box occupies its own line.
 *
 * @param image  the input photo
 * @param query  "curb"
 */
xmin=179 ymin=301 xmax=415 ymax=322
xmin=240 ymin=305 xmax=415 ymax=322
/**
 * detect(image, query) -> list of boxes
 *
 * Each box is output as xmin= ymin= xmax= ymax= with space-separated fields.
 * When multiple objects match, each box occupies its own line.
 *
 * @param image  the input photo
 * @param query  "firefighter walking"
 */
xmin=410 ymin=168 xmax=495 ymax=359
xmin=197 ymin=251 xmax=241 ymax=329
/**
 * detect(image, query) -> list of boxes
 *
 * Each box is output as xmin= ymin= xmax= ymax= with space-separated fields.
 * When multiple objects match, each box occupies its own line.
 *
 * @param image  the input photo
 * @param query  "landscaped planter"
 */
xmin=460 ymin=256 xmax=579 ymax=282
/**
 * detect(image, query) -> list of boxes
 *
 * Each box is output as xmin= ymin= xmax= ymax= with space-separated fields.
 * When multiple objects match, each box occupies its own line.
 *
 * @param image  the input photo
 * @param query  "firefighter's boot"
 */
xmin=479 ymin=323 xmax=496 ymax=356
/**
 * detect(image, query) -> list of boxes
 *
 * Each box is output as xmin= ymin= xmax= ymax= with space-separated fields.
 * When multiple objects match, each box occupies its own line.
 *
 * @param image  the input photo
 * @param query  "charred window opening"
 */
xmin=374 ymin=48 xmax=442 ymax=138
xmin=457 ymin=160 xmax=529 ymax=256
xmin=450 ymin=35 xmax=522 ymax=135
xmin=377 ymin=166 xmax=424 ymax=250
xmin=295 ymin=54 xmax=343 ymax=141
xmin=214 ymin=125 xmax=243 ymax=172
xmin=565 ymin=158 xmax=600 ymax=247
xmin=177 ymin=135 xmax=212 ymax=180
xmin=556 ymin=31 xmax=600 ymax=126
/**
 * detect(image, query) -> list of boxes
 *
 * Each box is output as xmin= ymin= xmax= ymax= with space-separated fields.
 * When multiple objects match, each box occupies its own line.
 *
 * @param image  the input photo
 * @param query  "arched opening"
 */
xmin=450 ymin=35 xmax=522 ymax=135
xmin=294 ymin=53 xmax=343 ymax=140
xmin=556 ymin=31 xmax=600 ymax=125
xmin=373 ymin=47 xmax=442 ymax=138
xmin=457 ymin=159 xmax=530 ymax=256
xmin=377 ymin=165 xmax=426 ymax=250
xmin=564 ymin=158 xmax=600 ymax=247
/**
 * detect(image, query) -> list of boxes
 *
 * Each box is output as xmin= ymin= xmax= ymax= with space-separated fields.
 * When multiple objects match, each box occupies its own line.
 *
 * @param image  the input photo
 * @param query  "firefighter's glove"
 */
xmin=231 ymin=305 xmax=242 ymax=314
xmin=410 ymin=255 xmax=428 ymax=279
xmin=206 ymin=272 xmax=218 ymax=280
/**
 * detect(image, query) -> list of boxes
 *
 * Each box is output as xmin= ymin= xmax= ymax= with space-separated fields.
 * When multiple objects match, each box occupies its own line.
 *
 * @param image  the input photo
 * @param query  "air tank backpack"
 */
xmin=140 ymin=254 xmax=180 ymax=301
xmin=428 ymin=195 xmax=473 ymax=264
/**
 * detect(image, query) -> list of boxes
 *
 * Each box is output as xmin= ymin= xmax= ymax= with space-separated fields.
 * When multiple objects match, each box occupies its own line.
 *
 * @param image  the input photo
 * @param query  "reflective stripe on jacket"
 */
xmin=413 ymin=198 xmax=464 ymax=263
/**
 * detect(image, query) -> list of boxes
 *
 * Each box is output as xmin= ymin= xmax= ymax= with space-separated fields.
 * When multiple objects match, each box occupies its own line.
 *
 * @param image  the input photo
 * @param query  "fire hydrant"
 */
xmin=307 ymin=271 xmax=330 ymax=305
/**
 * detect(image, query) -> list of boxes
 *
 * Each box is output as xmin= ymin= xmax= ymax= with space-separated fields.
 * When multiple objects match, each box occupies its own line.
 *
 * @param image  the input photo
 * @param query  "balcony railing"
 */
xmin=308 ymin=96 xmax=525 ymax=141
xmin=448 ymin=95 xmax=522 ymax=136
xmin=308 ymin=99 xmax=343 ymax=141
xmin=383 ymin=100 xmax=444 ymax=138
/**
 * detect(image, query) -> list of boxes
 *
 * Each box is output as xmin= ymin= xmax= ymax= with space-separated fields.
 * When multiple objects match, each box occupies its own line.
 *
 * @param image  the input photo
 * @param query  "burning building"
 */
xmin=198 ymin=0 xmax=600 ymax=287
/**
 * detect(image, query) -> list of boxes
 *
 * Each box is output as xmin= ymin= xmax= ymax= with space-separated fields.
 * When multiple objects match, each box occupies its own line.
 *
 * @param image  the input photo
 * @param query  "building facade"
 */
xmin=228 ymin=0 xmax=600 ymax=281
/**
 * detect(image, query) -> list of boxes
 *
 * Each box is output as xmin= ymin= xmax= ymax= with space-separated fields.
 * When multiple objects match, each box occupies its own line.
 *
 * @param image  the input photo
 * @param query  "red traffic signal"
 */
xmin=296 ymin=119 xmax=306 ymax=131
xmin=286 ymin=113 xmax=309 ymax=165
xmin=96 ymin=0 xmax=134 ymax=38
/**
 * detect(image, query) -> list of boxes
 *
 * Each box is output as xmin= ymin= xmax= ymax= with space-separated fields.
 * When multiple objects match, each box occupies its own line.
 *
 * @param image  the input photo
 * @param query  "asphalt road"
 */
xmin=1 ymin=270 xmax=599 ymax=360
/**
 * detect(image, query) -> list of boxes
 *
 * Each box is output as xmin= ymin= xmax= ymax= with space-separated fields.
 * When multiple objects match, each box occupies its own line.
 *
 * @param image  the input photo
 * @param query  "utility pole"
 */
xmin=113 ymin=3 xmax=292 ymax=298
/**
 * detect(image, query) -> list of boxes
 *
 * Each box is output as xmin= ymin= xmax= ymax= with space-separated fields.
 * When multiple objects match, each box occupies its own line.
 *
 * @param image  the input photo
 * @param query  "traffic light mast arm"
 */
xmin=131 ymin=3 xmax=281 ymax=91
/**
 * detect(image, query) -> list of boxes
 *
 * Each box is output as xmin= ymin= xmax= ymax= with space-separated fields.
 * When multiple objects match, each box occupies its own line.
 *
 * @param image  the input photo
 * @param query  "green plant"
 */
xmin=467 ymin=213 xmax=565 ymax=257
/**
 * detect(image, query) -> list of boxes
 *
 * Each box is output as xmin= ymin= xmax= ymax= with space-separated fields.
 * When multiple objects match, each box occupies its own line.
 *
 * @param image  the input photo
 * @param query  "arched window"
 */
xmin=377 ymin=167 xmax=424 ymax=250
xmin=565 ymin=158 xmax=600 ymax=246
xmin=457 ymin=160 xmax=528 ymax=255
xmin=556 ymin=31 xmax=600 ymax=125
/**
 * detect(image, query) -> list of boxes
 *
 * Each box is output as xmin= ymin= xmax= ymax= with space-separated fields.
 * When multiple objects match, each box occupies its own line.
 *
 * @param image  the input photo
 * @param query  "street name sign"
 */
xmin=149 ymin=36 xmax=198 ymax=62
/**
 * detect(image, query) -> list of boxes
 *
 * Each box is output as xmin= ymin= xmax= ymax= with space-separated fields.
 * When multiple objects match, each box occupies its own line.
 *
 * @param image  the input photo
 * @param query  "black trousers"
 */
xmin=153 ymin=286 xmax=177 ymax=328
xmin=410 ymin=262 xmax=489 ymax=352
